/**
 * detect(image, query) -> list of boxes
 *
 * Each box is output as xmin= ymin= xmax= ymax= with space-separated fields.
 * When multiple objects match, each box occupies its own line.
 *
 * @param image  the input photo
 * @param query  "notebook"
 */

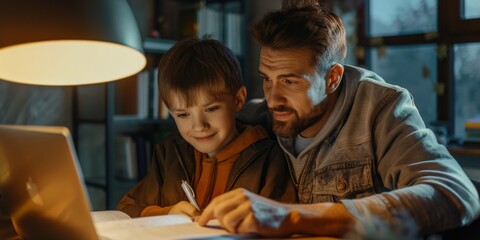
xmin=0 ymin=125 xmax=246 ymax=240
xmin=0 ymin=125 xmax=98 ymax=240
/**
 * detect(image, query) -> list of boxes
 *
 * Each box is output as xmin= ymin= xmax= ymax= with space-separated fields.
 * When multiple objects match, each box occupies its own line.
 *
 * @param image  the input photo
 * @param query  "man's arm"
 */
xmin=197 ymin=188 xmax=354 ymax=237
xmin=369 ymin=89 xmax=479 ymax=233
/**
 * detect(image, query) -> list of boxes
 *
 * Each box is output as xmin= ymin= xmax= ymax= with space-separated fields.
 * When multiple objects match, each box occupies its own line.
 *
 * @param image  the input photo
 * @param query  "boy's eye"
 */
xmin=176 ymin=113 xmax=189 ymax=118
xmin=205 ymin=106 xmax=218 ymax=112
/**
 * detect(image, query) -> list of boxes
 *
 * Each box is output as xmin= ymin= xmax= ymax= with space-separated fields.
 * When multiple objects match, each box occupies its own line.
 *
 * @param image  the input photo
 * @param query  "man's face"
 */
xmin=169 ymin=89 xmax=241 ymax=156
xmin=259 ymin=47 xmax=329 ymax=138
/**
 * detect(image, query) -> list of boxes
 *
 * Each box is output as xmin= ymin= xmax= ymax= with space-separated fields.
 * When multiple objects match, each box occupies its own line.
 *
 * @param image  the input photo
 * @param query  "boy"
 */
xmin=117 ymin=38 xmax=296 ymax=218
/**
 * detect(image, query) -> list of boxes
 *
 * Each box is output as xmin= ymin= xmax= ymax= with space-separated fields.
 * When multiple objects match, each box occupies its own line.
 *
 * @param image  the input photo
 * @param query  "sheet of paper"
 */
xmin=91 ymin=211 xmax=132 ymax=223
xmin=95 ymin=216 xmax=251 ymax=239
xmin=94 ymin=214 xmax=192 ymax=230
xmin=96 ymin=221 xmax=248 ymax=240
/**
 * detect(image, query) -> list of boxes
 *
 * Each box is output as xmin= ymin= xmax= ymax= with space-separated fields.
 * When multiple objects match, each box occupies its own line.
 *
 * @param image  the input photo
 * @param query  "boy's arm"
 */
xmin=117 ymin=145 xmax=164 ymax=217
xmin=117 ymin=170 xmax=163 ymax=217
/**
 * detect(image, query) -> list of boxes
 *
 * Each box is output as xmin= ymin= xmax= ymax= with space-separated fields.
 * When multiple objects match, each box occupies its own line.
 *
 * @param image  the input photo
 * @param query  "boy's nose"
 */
xmin=192 ymin=116 xmax=209 ymax=131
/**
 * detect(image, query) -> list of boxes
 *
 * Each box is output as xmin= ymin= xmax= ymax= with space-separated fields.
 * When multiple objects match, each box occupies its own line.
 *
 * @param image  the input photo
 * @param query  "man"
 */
xmin=198 ymin=0 xmax=480 ymax=237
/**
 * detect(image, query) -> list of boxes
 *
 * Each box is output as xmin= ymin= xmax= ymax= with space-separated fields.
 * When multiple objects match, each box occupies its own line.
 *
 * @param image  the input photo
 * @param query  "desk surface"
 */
xmin=448 ymin=144 xmax=480 ymax=156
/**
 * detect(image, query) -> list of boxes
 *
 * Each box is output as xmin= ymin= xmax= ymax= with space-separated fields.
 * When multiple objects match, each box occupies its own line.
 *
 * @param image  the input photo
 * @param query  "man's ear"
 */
xmin=234 ymin=86 xmax=247 ymax=112
xmin=326 ymin=63 xmax=344 ymax=94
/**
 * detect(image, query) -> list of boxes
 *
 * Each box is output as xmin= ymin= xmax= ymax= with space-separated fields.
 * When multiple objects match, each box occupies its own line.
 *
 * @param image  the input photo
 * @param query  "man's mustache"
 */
xmin=269 ymin=105 xmax=295 ymax=113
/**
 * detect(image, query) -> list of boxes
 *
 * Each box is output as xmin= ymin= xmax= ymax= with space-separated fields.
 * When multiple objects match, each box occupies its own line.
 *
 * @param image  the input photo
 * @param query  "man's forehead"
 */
xmin=261 ymin=47 xmax=313 ymax=63
xmin=259 ymin=47 xmax=316 ymax=74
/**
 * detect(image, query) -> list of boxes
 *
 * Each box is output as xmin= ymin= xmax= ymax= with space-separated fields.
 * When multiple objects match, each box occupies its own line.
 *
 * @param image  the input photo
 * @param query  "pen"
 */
xmin=181 ymin=180 xmax=201 ymax=212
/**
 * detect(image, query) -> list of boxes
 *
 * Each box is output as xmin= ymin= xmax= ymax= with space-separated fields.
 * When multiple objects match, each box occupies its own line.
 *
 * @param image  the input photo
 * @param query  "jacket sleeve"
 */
xmin=117 ymin=144 xmax=165 ymax=217
xmin=259 ymin=141 xmax=298 ymax=204
xmin=341 ymin=88 xmax=480 ymax=234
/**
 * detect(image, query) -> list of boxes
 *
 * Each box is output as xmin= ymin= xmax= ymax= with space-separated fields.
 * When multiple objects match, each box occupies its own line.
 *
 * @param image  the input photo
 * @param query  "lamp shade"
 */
xmin=0 ymin=0 xmax=146 ymax=86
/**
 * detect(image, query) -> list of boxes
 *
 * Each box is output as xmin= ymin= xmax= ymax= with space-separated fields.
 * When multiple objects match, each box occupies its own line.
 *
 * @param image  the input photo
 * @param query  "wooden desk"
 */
xmin=448 ymin=143 xmax=480 ymax=156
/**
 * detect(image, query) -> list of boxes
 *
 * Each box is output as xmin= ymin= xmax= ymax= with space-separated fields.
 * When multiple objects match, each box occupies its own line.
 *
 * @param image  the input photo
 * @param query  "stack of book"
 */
xmin=465 ymin=116 xmax=480 ymax=142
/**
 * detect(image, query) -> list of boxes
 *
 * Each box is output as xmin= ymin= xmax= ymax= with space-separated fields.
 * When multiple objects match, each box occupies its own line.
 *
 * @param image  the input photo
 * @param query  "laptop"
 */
xmin=0 ymin=125 xmax=99 ymax=240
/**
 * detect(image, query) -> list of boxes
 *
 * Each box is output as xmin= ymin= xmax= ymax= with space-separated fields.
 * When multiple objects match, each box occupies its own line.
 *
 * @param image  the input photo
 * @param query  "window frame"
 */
xmin=356 ymin=0 xmax=480 ymax=138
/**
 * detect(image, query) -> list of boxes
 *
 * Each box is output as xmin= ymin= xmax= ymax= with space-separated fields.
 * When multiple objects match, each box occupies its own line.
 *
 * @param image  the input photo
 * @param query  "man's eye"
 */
xmin=262 ymin=77 xmax=271 ymax=82
xmin=177 ymin=113 xmax=189 ymax=118
xmin=284 ymin=79 xmax=296 ymax=85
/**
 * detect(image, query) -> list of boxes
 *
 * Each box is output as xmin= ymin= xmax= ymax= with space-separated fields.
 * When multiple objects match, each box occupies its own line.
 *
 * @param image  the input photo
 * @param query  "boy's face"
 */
xmin=169 ymin=87 xmax=246 ymax=156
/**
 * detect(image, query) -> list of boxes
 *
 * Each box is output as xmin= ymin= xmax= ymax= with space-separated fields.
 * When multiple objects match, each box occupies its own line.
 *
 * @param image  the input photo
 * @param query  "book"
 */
xmin=152 ymin=68 xmax=170 ymax=120
xmin=465 ymin=115 xmax=480 ymax=142
xmin=114 ymin=72 xmax=149 ymax=120
xmin=115 ymin=135 xmax=138 ymax=180
xmin=91 ymin=211 xmax=250 ymax=239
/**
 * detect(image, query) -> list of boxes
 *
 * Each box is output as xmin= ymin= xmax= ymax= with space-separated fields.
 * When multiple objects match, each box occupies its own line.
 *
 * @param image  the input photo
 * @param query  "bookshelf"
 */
xmin=73 ymin=0 xmax=246 ymax=210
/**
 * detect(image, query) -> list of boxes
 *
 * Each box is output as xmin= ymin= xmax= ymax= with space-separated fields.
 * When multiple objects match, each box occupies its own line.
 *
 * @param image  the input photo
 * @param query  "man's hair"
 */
xmin=251 ymin=1 xmax=346 ymax=74
xmin=158 ymin=37 xmax=243 ymax=108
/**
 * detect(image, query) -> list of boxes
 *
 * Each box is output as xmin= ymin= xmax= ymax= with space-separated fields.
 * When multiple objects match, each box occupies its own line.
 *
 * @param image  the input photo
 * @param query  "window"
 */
xmin=356 ymin=0 xmax=480 ymax=143
xmin=454 ymin=43 xmax=480 ymax=140
xmin=369 ymin=44 xmax=438 ymax=125
xmin=369 ymin=0 xmax=437 ymax=37
xmin=463 ymin=0 xmax=480 ymax=19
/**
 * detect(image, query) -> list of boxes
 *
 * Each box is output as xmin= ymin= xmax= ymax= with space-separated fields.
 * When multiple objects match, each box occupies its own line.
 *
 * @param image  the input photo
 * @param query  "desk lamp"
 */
xmin=0 ymin=0 xmax=146 ymax=86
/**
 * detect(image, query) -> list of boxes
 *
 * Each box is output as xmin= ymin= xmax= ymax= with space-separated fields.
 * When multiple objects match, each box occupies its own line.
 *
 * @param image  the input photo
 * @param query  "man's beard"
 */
xmin=270 ymin=101 xmax=327 ymax=138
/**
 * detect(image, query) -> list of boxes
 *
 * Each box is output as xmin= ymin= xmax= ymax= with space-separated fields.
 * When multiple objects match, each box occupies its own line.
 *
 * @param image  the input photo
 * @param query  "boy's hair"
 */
xmin=250 ymin=2 xmax=346 ymax=74
xmin=157 ymin=37 xmax=243 ymax=108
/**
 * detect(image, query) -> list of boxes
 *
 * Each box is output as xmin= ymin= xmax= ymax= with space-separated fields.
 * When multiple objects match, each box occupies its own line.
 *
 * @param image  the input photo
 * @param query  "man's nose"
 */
xmin=265 ymin=84 xmax=286 ymax=106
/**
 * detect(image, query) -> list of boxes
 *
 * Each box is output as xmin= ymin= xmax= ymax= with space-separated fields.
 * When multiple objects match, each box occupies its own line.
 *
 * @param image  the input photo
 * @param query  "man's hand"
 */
xmin=197 ymin=188 xmax=355 ymax=237
xmin=169 ymin=201 xmax=201 ymax=218
xmin=197 ymin=188 xmax=295 ymax=237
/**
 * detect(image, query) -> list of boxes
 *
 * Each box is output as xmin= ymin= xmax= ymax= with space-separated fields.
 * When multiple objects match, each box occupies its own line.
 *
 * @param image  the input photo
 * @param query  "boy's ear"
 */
xmin=234 ymin=86 xmax=247 ymax=112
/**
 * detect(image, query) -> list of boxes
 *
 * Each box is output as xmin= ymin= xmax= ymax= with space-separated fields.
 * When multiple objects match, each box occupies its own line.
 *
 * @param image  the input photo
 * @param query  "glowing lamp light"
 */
xmin=0 ymin=0 xmax=146 ymax=86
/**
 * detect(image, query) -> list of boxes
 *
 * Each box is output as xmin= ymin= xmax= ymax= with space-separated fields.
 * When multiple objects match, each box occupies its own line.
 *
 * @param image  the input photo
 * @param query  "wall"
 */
xmin=244 ymin=0 xmax=282 ymax=99
xmin=0 ymin=81 xmax=72 ymax=129
xmin=456 ymin=155 xmax=480 ymax=181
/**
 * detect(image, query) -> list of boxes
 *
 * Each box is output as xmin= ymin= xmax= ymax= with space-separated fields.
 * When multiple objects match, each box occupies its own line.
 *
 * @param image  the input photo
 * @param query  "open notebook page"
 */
xmin=94 ymin=214 xmax=251 ymax=239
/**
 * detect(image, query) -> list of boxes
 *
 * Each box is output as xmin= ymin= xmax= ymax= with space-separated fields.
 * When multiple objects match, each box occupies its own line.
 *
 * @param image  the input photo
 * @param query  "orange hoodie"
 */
xmin=193 ymin=125 xmax=268 ymax=209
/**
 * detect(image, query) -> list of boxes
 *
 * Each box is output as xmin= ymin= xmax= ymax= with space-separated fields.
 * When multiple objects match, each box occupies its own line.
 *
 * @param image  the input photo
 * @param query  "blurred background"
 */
xmin=1 ymin=0 xmax=479 ymax=211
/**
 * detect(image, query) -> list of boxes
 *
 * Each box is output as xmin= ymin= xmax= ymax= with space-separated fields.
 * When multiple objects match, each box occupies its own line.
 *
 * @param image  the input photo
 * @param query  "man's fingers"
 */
xmin=236 ymin=212 xmax=258 ymax=234
xmin=198 ymin=193 xmax=232 ymax=225
xmin=198 ymin=188 xmax=250 ymax=226
xmin=197 ymin=201 xmax=215 ymax=225
xmin=220 ymin=200 xmax=252 ymax=233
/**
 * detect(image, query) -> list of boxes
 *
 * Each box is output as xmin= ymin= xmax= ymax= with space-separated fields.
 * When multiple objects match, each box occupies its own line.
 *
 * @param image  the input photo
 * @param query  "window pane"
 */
xmin=369 ymin=0 xmax=437 ymax=37
xmin=368 ymin=45 xmax=438 ymax=126
xmin=335 ymin=9 xmax=357 ymax=65
xmin=464 ymin=0 xmax=480 ymax=19
xmin=454 ymin=43 xmax=480 ymax=142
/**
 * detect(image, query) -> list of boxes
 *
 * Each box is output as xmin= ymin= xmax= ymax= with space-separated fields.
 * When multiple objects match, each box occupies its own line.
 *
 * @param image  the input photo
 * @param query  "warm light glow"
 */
xmin=0 ymin=40 xmax=146 ymax=86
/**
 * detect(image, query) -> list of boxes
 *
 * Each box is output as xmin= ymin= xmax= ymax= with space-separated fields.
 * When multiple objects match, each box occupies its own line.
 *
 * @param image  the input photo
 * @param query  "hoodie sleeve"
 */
xmin=117 ymin=144 xmax=165 ymax=217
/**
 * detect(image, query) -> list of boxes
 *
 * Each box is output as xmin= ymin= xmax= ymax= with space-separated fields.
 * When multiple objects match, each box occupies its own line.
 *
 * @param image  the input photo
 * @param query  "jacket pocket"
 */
xmin=311 ymin=159 xmax=375 ymax=203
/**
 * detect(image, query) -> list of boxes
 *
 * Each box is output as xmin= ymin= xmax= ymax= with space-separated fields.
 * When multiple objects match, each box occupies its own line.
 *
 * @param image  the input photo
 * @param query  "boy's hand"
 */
xmin=169 ymin=201 xmax=201 ymax=218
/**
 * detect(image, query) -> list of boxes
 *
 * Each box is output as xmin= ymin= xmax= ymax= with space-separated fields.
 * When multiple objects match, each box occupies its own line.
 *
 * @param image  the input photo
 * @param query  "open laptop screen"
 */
xmin=0 ymin=125 xmax=98 ymax=240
